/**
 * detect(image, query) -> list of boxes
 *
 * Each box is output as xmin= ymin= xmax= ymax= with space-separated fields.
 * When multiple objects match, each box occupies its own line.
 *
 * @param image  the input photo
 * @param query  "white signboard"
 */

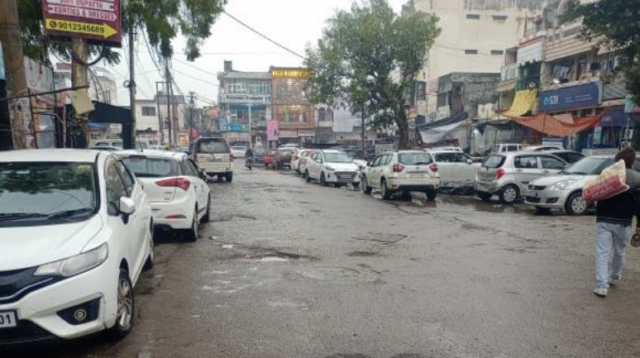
xmin=279 ymin=130 xmax=297 ymax=138
xmin=333 ymin=114 xmax=354 ymax=133
xmin=298 ymin=130 xmax=315 ymax=137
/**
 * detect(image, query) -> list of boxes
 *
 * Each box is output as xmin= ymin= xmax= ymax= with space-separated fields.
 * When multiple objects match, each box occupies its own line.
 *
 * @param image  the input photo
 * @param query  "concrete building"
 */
xmin=270 ymin=67 xmax=315 ymax=146
xmin=135 ymin=99 xmax=161 ymax=145
xmin=416 ymin=0 xmax=546 ymax=117
xmin=217 ymin=62 xmax=271 ymax=146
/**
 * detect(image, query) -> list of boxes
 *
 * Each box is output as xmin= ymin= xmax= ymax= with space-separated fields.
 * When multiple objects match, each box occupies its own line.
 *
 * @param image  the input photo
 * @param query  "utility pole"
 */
xmin=189 ymin=91 xmax=195 ymax=142
xmin=71 ymin=38 xmax=89 ymax=148
xmin=155 ymin=82 xmax=164 ymax=144
xmin=248 ymin=103 xmax=253 ymax=148
xmin=0 ymin=0 xmax=28 ymax=149
xmin=128 ymin=28 xmax=137 ymax=149
xmin=165 ymin=59 xmax=173 ymax=146
xmin=361 ymin=105 xmax=366 ymax=156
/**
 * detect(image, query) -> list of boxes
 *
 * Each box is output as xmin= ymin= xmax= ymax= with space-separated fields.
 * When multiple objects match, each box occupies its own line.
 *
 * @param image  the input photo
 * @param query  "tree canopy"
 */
xmin=563 ymin=0 xmax=640 ymax=103
xmin=18 ymin=0 xmax=227 ymax=65
xmin=305 ymin=0 xmax=440 ymax=149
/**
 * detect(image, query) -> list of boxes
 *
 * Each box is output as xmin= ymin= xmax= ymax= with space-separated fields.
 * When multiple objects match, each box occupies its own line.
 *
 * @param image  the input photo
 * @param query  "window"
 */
xmin=465 ymin=49 xmax=478 ymax=55
xmin=197 ymin=139 xmax=230 ymax=154
xmin=123 ymin=157 xmax=178 ymax=178
xmin=318 ymin=108 xmax=326 ymax=122
xmin=514 ymin=156 xmax=539 ymax=169
xmin=372 ymin=156 xmax=383 ymax=167
xmin=492 ymin=15 xmax=508 ymax=21
xmin=106 ymin=161 xmax=128 ymax=215
xmin=399 ymin=153 xmax=432 ymax=165
xmin=382 ymin=155 xmax=393 ymax=166
xmin=183 ymin=160 xmax=199 ymax=177
xmin=491 ymin=50 xmax=504 ymax=56
xmin=466 ymin=14 xmax=480 ymax=20
xmin=435 ymin=153 xmax=456 ymax=163
xmin=115 ymin=161 xmax=135 ymax=195
xmin=483 ymin=155 xmax=506 ymax=169
xmin=541 ymin=156 xmax=566 ymax=170
xmin=452 ymin=153 xmax=469 ymax=163
xmin=326 ymin=108 xmax=334 ymax=121
xmin=141 ymin=106 xmax=156 ymax=116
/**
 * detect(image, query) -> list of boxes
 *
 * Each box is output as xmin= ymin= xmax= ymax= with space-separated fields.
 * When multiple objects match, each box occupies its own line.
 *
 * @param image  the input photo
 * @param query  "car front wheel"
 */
xmin=107 ymin=269 xmax=134 ymax=340
xmin=565 ymin=192 xmax=588 ymax=215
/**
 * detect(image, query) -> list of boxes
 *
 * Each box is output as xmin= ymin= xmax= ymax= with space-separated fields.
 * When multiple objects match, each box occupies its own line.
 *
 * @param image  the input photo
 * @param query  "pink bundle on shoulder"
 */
xmin=583 ymin=160 xmax=630 ymax=203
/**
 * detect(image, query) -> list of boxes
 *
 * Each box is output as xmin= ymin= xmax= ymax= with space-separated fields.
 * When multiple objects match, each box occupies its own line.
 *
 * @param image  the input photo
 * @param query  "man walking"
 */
xmin=594 ymin=147 xmax=640 ymax=297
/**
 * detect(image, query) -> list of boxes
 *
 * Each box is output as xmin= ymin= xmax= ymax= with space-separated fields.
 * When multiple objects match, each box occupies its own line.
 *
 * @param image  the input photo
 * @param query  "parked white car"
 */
xmin=292 ymin=149 xmax=314 ymax=174
xmin=0 ymin=149 xmax=154 ymax=344
xmin=118 ymin=150 xmax=210 ymax=242
xmin=304 ymin=150 xmax=361 ymax=188
xmin=360 ymin=151 xmax=440 ymax=200
xmin=230 ymin=146 xmax=247 ymax=159
xmin=429 ymin=150 xmax=480 ymax=185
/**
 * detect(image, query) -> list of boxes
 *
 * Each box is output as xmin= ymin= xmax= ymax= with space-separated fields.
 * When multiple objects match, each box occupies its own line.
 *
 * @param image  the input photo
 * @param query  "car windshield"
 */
xmin=0 ymin=162 xmax=97 ymax=226
xmin=483 ymin=155 xmax=506 ymax=169
xmin=198 ymin=140 xmax=229 ymax=154
xmin=122 ymin=157 xmax=178 ymax=178
xmin=399 ymin=152 xmax=432 ymax=165
xmin=563 ymin=157 xmax=613 ymax=175
xmin=324 ymin=152 xmax=353 ymax=163
xmin=279 ymin=149 xmax=295 ymax=156
xmin=233 ymin=146 xmax=247 ymax=151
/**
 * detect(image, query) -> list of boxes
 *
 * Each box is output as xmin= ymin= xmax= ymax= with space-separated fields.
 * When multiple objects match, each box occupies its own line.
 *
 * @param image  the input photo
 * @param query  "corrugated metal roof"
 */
xmin=603 ymin=83 xmax=627 ymax=101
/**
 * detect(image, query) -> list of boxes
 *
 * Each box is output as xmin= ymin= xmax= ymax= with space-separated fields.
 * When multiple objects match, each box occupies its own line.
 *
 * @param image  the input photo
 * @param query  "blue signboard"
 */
xmin=539 ymin=82 xmax=601 ymax=112
xmin=218 ymin=117 xmax=228 ymax=132
xmin=230 ymin=123 xmax=245 ymax=132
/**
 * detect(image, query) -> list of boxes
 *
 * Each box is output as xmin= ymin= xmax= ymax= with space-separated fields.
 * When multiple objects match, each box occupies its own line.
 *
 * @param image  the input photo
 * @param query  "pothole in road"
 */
xmin=249 ymin=250 xmax=317 ymax=262
xmin=347 ymin=251 xmax=381 ymax=257
xmin=352 ymin=232 xmax=408 ymax=244
xmin=294 ymin=265 xmax=381 ymax=283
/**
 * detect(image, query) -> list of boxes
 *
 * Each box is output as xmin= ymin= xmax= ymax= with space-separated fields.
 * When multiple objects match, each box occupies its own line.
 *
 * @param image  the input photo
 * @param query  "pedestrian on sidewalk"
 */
xmin=594 ymin=147 xmax=640 ymax=298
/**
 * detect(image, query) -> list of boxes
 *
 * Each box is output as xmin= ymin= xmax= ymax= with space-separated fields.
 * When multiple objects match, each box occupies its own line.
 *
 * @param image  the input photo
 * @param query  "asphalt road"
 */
xmin=11 ymin=161 xmax=640 ymax=358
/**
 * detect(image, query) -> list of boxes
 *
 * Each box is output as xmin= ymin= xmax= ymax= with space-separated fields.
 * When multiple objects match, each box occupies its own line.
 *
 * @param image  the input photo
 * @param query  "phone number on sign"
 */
xmin=57 ymin=22 xmax=104 ymax=34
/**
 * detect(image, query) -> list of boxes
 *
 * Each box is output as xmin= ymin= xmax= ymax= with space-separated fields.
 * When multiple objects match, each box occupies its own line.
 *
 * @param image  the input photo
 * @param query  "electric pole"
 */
xmin=155 ymin=81 xmax=164 ymax=145
xmin=71 ymin=38 xmax=89 ymax=147
xmin=128 ymin=28 xmax=137 ymax=149
xmin=165 ymin=59 xmax=173 ymax=146
xmin=0 ymin=0 xmax=28 ymax=149
xmin=189 ymin=91 xmax=195 ymax=142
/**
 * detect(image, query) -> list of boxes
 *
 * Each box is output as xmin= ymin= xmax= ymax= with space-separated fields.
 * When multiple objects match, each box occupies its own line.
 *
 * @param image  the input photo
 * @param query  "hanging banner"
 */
xmin=267 ymin=120 xmax=279 ymax=140
xmin=42 ymin=0 xmax=122 ymax=47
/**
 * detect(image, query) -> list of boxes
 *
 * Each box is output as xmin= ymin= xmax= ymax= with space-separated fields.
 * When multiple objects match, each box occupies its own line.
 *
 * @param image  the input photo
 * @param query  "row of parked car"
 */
xmin=279 ymin=143 xmax=623 ymax=216
xmin=0 ymin=147 xmax=215 ymax=347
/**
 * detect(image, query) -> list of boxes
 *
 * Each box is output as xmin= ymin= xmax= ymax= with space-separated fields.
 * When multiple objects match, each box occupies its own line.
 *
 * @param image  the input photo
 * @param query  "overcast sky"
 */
xmin=109 ymin=0 xmax=405 ymax=106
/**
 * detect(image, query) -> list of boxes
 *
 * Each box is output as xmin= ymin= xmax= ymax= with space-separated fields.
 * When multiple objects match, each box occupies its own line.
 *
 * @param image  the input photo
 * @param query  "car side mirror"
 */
xmin=119 ymin=197 xmax=136 ymax=216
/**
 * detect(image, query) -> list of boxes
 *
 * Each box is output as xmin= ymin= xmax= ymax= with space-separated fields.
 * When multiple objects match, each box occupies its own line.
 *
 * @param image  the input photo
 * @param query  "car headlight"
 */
xmin=34 ymin=243 xmax=109 ymax=277
xmin=324 ymin=165 xmax=335 ymax=171
xmin=549 ymin=180 xmax=578 ymax=191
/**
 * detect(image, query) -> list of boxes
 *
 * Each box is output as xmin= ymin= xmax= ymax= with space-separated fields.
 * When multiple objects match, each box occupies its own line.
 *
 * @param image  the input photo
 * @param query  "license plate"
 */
xmin=339 ymin=174 xmax=352 ymax=179
xmin=0 ymin=311 xmax=17 ymax=329
xmin=408 ymin=174 xmax=424 ymax=178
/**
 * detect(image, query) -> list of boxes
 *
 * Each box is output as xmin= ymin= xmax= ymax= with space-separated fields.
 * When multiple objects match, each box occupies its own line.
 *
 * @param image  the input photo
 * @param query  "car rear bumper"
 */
xmin=150 ymin=198 xmax=196 ymax=230
xmin=475 ymin=180 xmax=500 ymax=194
xmin=388 ymin=178 xmax=439 ymax=191
xmin=200 ymin=162 xmax=233 ymax=175
xmin=0 ymin=258 xmax=119 ymax=345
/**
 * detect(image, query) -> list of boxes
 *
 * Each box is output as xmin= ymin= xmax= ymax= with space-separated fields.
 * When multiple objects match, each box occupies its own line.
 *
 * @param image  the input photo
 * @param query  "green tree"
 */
xmin=563 ymin=0 xmax=640 ymax=102
xmin=305 ymin=0 xmax=440 ymax=149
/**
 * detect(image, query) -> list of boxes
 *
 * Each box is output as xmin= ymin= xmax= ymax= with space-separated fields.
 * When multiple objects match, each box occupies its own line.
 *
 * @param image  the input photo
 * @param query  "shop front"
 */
xmin=270 ymin=67 xmax=315 ymax=144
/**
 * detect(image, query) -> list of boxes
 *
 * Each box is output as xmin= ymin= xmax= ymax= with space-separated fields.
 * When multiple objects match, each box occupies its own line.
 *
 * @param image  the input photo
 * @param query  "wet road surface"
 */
xmin=10 ymin=161 xmax=640 ymax=357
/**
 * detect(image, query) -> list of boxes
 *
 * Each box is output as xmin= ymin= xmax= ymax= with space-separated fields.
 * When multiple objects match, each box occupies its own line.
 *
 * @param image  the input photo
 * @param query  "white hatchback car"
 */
xmin=292 ymin=149 xmax=314 ymax=174
xmin=118 ymin=150 xmax=211 ymax=242
xmin=304 ymin=150 xmax=362 ymax=188
xmin=360 ymin=151 xmax=440 ymax=200
xmin=429 ymin=150 xmax=480 ymax=185
xmin=0 ymin=149 xmax=154 ymax=345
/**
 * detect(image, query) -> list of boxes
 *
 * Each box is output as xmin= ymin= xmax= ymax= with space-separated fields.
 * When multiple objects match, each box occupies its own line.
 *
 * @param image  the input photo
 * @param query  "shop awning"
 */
xmin=508 ymin=109 xmax=609 ymax=137
xmin=418 ymin=113 xmax=468 ymax=144
xmin=502 ymin=89 xmax=538 ymax=117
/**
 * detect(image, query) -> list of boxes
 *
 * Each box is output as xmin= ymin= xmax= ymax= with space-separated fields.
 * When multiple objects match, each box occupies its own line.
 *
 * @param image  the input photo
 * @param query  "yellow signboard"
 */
xmin=271 ymin=69 xmax=312 ymax=78
xmin=45 ymin=19 xmax=118 ymax=39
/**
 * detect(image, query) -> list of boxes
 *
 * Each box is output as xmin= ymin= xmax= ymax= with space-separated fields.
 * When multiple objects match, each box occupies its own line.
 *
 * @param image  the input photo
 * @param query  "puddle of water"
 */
xmin=222 ymin=244 xmax=234 ymax=249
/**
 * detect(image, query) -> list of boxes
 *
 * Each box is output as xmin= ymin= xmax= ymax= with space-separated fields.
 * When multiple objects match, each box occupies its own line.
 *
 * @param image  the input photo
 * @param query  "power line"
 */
xmin=172 ymin=69 xmax=218 ymax=86
xmin=172 ymin=58 xmax=220 ymax=81
xmin=223 ymin=10 xmax=306 ymax=60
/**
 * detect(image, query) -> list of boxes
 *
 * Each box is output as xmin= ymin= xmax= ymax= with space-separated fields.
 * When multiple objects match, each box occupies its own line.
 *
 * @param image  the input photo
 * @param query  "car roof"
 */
xmin=0 ymin=149 xmax=102 ymax=163
xmin=117 ymin=149 xmax=187 ymax=160
xmin=321 ymin=149 xmax=345 ymax=154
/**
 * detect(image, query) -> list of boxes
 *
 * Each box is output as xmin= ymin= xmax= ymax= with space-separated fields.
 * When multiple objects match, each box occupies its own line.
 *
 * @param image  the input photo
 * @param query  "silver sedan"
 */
xmin=524 ymin=156 xmax=615 ymax=215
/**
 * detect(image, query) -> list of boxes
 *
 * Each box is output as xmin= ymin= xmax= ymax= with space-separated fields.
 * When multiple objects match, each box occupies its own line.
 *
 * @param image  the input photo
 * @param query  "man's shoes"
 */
xmin=610 ymin=277 xmax=621 ymax=286
xmin=593 ymin=287 xmax=608 ymax=298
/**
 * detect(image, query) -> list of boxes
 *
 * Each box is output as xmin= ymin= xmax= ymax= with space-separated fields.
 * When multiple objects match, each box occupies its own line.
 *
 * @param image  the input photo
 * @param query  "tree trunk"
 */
xmin=396 ymin=111 xmax=410 ymax=150
xmin=71 ymin=38 xmax=90 ymax=148
xmin=0 ymin=0 xmax=28 ymax=149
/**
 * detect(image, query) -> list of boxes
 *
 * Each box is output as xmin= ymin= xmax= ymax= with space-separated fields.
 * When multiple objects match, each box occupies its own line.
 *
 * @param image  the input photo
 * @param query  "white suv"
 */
xmin=118 ymin=150 xmax=211 ymax=242
xmin=360 ymin=151 xmax=440 ymax=200
xmin=0 ymin=150 xmax=154 ymax=344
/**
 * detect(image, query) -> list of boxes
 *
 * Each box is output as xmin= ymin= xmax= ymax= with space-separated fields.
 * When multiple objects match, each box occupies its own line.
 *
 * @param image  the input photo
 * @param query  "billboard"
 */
xmin=42 ymin=0 xmax=122 ymax=47
xmin=267 ymin=120 xmax=279 ymax=141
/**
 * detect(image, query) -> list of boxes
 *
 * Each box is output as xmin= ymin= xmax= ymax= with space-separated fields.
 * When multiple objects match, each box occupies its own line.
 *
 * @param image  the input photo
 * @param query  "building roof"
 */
xmin=0 ymin=149 xmax=102 ymax=163
xmin=218 ymin=72 xmax=270 ymax=80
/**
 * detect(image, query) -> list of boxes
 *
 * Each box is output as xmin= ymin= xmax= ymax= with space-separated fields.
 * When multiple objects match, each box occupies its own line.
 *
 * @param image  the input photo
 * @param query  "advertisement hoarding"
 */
xmin=267 ymin=120 xmax=279 ymax=141
xmin=539 ymin=82 xmax=601 ymax=112
xmin=42 ymin=0 xmax=122 ymax=47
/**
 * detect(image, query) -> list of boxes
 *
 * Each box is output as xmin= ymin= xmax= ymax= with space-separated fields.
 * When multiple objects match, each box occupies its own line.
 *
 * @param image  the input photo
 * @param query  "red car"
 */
xmin=264 ymin=149 xmax=276 ymax=168
xmin=271 ymin=148 xmax=297 ymax=170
